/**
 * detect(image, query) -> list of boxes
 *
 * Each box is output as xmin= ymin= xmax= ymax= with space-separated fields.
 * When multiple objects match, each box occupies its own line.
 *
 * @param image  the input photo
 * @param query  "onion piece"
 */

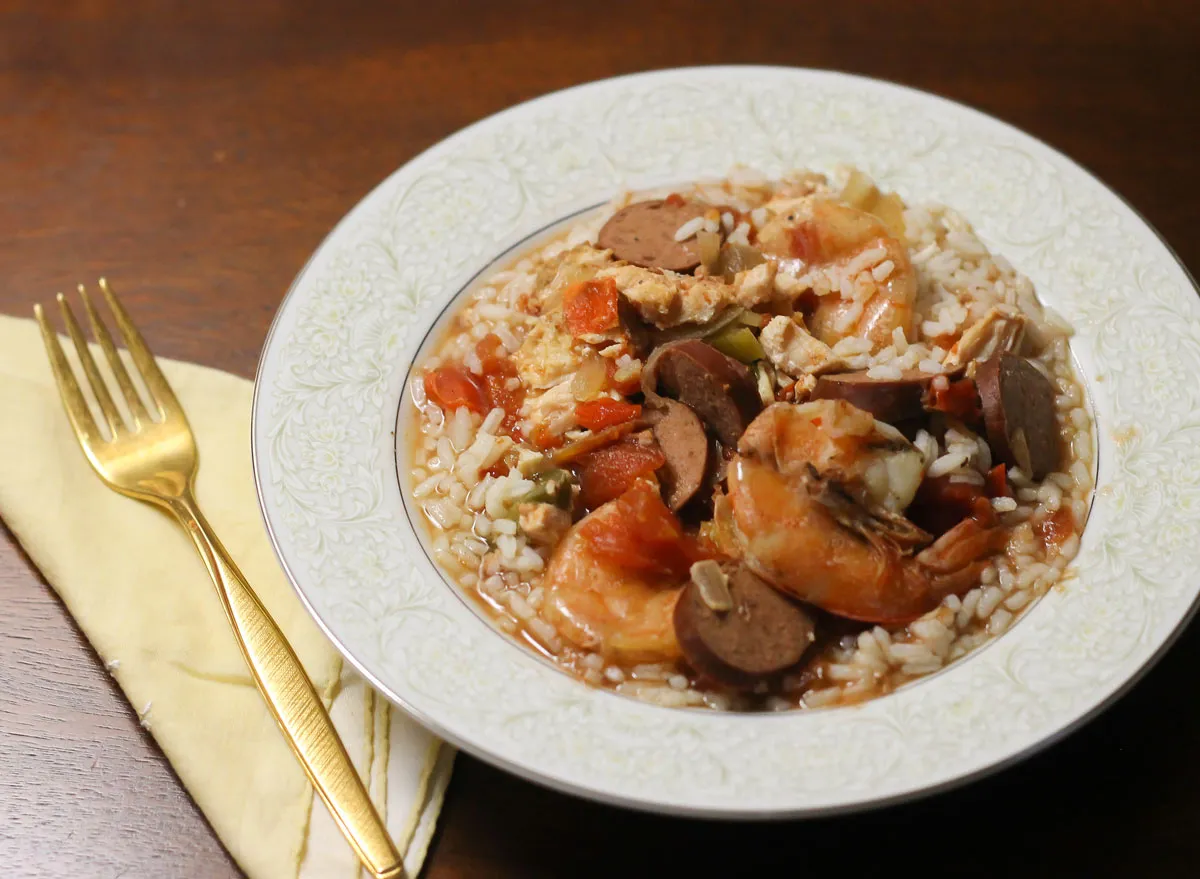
xmin=837 ymin=170 xmax=906 ymax=240
xmin=652 ymin=306 xmax=745 ymax=346
xmin=571 ymin=355 xmax=608 ymax=401
xmin=840 ymin=169 xmax=878 ymax=210
xmin=738 ymin=311 xmax=765 ymax=328
xmin=696 ymin=230 xmax=721 ymax=274
xmin=691 ymin=560 xmax=732 ymax=612
xmin=754 ymin=361 xmax=776 ymax=407
xmin=869 ymin=192 xmax=907 ymax=241
xmin=718 ymin=243 xmax=765 ymax=282
xmin=549 ymin=422 xmax=636 ymax=465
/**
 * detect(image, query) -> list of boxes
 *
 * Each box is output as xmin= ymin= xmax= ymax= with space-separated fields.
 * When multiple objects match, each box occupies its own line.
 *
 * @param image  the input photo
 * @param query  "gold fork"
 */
xmin=35 ymin=280 xmax=406 ymax=879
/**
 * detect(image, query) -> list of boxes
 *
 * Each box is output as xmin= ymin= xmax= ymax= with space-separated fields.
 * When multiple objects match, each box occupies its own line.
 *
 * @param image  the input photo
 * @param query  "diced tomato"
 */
xmin=984 ymin=464 xmax=1012 ymax=499
xmin=933 ymin=334 xmax=960 ymax=353
xmin=1036 ymin=507 xmax=1076 ymax=549
xmin=928 ymin=378 xmax=983 ymax=423
xmin=471 ymin=334 xmax=525 ymax=436
xmin=604 ymin=358 xmax=641 ymax=396
xmin=575 ymin=398 xmax=641 ymax=432
xmin=530 ymin=423 xmax=563 ymax=451
xmin=578 ymin=480 xmax=708 ymax=578
xmin=483 ymin=459 xmax=510 ymax=478
xmin=481 ymin=372 xmax=523 ymax=430
xmin=423 ymin=366 xmax=486 ymax=414
xmin=474 ymin=334 xmax=507 ymax=371
xmin=663 ymin=193 xmax=686 ymax=207
xmin=907 ymin=474 xmax=988 ymax=537
xmin=969 ymin=494 xmax=997 ymax=528
xmin=563 ymin=277 xmax=620 ymax=337
xmin=574 ymin=439 xmax=665 ymax=510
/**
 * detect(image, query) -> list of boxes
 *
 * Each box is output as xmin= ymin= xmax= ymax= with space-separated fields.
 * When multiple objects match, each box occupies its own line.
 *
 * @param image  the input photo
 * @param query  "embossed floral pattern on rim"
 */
xmin=251 ymin=67 xmax=1200 ymax=817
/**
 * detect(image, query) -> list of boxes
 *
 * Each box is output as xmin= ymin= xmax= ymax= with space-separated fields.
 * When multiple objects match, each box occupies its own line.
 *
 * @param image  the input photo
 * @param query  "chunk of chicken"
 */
xmin=515 ymin=447 xmax=553 ymax=477
xmin=518 ymin=502 xmax=572 ymax=548
xmin=760 ymin=315 xmax=844 ymax=377
xmin=733 ymin=261 xmax=777 ymax=309
xmin=598 ymin=264 xmax=738 ymax=329
xmin=513 ymin=322 xmax=588 ymax=390
xmin=942 ymin=305 xmax=1027 ymax=372
xmin=792 ymin=374 xmax=818 ymax=401
xmin=521 ymin=378 xmax=577 ymax=438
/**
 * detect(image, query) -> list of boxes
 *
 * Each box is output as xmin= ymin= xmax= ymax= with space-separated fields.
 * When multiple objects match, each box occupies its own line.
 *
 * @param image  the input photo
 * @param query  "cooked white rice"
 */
xmin=408 ymin=167 xmax=1094 ymax=712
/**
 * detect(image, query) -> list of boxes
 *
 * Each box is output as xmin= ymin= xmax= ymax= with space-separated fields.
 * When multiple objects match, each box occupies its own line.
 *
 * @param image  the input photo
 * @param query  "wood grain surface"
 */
xmin=2 ymin=1 xmax=1198 ymax=876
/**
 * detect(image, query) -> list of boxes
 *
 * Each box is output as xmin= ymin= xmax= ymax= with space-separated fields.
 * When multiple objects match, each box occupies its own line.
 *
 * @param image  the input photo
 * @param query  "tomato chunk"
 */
xmin=474 ymin=333 xmax=507 ymax=371
xmin=423 ymin=366 xmax=485 ymax=414
xmin=984 ymin=464 xmax=1012 ymax=499
xmin=481 ymin=373 xmax=523 ymax=431
xmin=563 ymin=277 xmax=620 ymax=336
xmin=472 ymin=334 xmax=525 ymax=436
xmin=578 ymin=480 xmax=707 ymax=578
xmin=530 ymin=423 xmax=563 ymax=451
xmin=574 ymin=439 xmax=664 ymax=510
xmin=928 ymin=378 xmax=983 ymax=423
xmin=483 ymin=459 xmax=510 ymax=478
xmin=907 ymin=474 xmax=989 ymax=537
xmin=575 ymin=398 xmax=641 ymax=432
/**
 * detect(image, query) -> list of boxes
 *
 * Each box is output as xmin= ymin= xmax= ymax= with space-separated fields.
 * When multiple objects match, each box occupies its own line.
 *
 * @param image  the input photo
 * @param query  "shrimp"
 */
xmin=739 ymin=400 xmax=926 ymax=516
xmin=725 ymin=402 xmax=1006 ymax=624
xmin=758 ymin=197 xmax=916 ymax=351
xmin=541 ymin=490 xmax=684 ymax=663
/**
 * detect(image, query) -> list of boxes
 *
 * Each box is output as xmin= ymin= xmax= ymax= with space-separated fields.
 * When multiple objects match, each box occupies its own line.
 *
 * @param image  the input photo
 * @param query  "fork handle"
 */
xmin=170 ymin=493 xmax=406 ymax=879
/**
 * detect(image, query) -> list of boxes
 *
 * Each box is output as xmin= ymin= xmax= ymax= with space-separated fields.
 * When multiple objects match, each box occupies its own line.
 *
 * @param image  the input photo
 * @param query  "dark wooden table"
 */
xmin=2 ymin=2 xmax=1198 ymax=876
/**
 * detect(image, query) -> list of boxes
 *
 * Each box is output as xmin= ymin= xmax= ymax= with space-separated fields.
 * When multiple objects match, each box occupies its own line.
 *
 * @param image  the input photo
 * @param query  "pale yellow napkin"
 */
xmin=0 ymin=315 xmax=452 ymax=878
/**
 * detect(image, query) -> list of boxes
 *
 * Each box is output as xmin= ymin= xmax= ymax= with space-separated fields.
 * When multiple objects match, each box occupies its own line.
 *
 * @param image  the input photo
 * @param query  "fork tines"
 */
xmin=34 ymin=280 xmax=179 ymax=440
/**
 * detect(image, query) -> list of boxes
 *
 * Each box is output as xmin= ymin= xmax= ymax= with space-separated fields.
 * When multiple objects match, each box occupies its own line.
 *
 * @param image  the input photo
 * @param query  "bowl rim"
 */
xmin=251 ymin=64 xmax=1200 ymax=818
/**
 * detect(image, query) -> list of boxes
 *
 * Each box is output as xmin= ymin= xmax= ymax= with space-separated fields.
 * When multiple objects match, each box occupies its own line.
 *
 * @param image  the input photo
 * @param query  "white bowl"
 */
xmin=252 ymin=66 xmax=1200 ymax=817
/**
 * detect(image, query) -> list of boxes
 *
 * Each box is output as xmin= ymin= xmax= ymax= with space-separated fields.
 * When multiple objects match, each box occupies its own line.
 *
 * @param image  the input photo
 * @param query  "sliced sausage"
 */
xmin=674 ymin=563 xmax=816 ymax=690
xmin=644 ymin=399 xmax=709 ymax=511
xmin=597 ymin=200 xmax=708 ymax=272
xmin=811 ymin=370 xmax=934 ymax=424
xmin=643 ymin=340 xmax=761 ymax=446
xmin=976 ymin=354 xmax=1061 ymax=480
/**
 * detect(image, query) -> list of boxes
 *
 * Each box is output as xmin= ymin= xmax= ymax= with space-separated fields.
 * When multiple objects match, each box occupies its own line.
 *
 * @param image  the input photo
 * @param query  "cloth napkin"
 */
xmin=0 ymin=314 xmax=453 ymax=878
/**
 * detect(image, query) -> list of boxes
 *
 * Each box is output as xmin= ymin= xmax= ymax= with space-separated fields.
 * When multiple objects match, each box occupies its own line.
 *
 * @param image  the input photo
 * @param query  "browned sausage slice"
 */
xmin=597 ymin=200 xmax=708 ymax=272
xmin=811 ymin=370 xmax=934 ymax=424
xmin=674 ymin=563 xmax=816 ymax=690
xmin=645 ymin=399 xmax=709 ymax=510
xmin=643 ymin=340 xmax=761 ymax=446
xmin=976 ymin=354 xmax=1061 ymax=480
